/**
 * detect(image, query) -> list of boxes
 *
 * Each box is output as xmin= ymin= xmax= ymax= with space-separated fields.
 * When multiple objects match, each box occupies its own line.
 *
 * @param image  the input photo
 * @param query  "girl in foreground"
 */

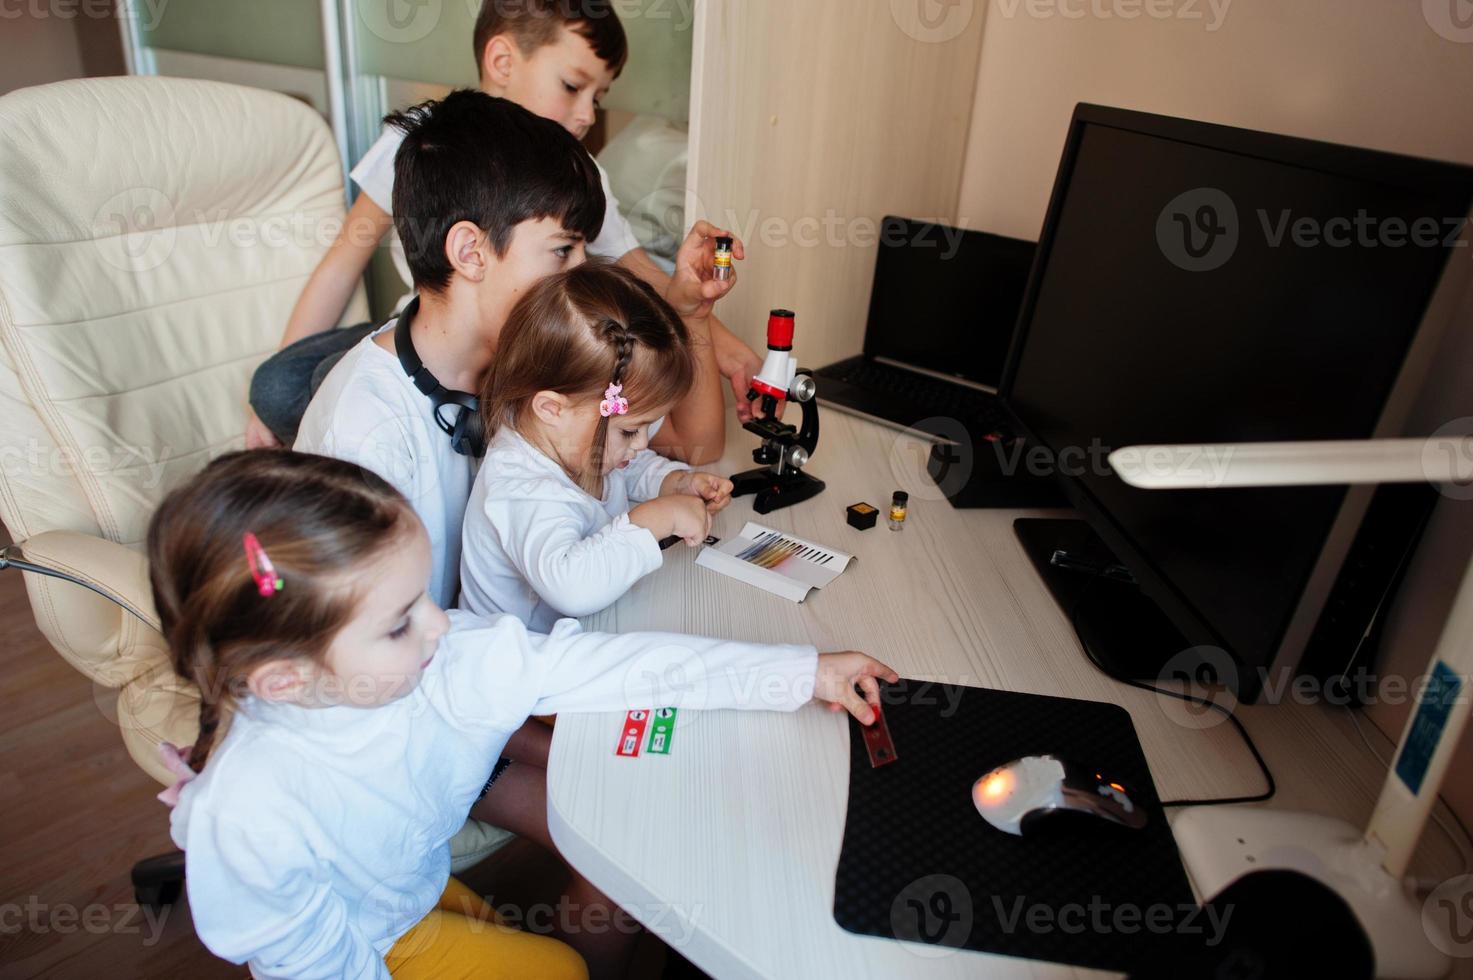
xmin=152 ymin=450 xmax=895 ymax=979
xmin=460 ymin=262 xmax=733 ymax=631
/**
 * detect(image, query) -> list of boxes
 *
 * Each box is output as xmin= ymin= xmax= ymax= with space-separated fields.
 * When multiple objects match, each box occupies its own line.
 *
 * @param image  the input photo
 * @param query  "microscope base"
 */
xmin=730 ymin=466 xmax=826 ymax=515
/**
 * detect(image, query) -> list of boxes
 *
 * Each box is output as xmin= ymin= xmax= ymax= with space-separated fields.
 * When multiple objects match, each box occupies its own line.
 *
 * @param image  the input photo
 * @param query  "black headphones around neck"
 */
xmin=394 ymin=297 xmax=486 ymax=458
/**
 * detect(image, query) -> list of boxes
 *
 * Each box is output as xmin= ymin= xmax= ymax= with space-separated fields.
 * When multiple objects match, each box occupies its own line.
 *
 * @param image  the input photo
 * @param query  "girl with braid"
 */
xmin=459 ymin=262 xmax=736 ymax=631
xmin=149 ymin=449 xmax=896 ymax=979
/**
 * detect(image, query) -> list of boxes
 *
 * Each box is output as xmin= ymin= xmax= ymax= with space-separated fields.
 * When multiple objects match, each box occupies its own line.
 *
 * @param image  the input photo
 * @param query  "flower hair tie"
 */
xmin=599 ymin=383 xmax=629 ymax=418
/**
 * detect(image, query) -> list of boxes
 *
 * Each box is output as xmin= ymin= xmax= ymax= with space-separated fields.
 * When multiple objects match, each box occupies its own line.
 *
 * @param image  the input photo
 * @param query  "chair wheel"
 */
xmin=131 ymin=850 xmax=187 ymax=911
xmin=134 ymin=879 xmax=182 ymax=911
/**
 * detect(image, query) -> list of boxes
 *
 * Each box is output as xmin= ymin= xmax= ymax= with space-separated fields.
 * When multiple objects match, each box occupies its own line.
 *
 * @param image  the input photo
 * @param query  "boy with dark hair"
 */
xmin=472 ymin=0 xmax=629 ymax=77
xmin=294 ymin=91 xmax=733 ymax=977
xmin=249 ymin=0 xmax=758 ymax=458
xmin=295 ymin=90 xmax=732 ymax=610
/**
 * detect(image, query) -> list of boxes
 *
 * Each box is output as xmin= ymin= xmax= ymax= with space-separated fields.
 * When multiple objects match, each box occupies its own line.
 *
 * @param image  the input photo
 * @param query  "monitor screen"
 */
xmin=1002 ymin=106 xmax=1473 ymax=683
xmin=864 ymin=217 xmax=1036 ymax=388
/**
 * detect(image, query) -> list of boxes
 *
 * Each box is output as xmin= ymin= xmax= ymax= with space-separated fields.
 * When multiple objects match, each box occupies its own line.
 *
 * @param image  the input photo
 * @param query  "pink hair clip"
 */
xmin=599 ymin=383 xmax=629 ymax=418
xmin=243 ymin=532 xmax=284 ymax=596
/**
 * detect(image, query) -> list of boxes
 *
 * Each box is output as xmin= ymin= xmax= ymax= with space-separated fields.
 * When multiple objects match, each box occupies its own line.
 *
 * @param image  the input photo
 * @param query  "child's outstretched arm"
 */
xmin=436 ymin=610 xmax=900 ymax=727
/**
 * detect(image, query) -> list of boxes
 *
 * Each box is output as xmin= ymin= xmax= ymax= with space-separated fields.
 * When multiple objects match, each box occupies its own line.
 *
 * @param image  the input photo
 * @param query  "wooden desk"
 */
xmin=548 ymin=410 xmax=1468 ymax=978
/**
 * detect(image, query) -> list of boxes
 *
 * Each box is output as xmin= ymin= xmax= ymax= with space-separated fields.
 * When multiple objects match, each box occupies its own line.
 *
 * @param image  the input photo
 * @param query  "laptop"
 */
xmin=814 ymin=216 xmax=1036 ymax=444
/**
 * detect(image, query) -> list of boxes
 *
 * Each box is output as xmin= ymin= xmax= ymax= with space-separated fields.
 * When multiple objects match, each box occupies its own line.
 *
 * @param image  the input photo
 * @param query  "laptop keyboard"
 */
xmin=822 ymin=357 xmax=1009 ymax=431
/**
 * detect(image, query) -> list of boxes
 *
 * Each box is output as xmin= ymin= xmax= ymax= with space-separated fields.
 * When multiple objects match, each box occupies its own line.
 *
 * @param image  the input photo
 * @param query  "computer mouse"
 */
xmin=972 ymin=754 xmax=1148 ymax=835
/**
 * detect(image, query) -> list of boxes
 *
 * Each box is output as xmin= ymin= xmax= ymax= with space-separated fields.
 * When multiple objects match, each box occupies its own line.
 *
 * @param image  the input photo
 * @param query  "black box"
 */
xmin=846 ymin=502 xmax=879 ymax=530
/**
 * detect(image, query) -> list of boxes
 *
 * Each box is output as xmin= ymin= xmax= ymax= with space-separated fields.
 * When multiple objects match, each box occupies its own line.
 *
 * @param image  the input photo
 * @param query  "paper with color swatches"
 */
xmin=695 ymin=522 xmax=855 ymax=602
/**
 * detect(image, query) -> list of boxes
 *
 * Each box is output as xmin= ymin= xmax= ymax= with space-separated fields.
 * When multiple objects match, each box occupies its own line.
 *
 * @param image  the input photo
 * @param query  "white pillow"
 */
xmin=597 ymin=114 xmax=689 ymax=264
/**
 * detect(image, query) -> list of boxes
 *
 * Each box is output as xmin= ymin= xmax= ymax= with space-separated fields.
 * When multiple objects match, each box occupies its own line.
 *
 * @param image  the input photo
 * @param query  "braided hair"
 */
xmin=584 ymin=316 xmax=639 ymax=484
xmin=481 ymin=261 xmax=696 ymax=498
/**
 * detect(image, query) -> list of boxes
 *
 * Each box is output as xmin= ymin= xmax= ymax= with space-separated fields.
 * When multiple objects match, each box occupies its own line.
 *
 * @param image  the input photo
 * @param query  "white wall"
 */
xmin=958 ymin=0 xmax=1473 ymax=238
xmin=954 ymin=0 xmax=1473 ymax=826
xmin=688 ymin=0 xmax=987 ymax=369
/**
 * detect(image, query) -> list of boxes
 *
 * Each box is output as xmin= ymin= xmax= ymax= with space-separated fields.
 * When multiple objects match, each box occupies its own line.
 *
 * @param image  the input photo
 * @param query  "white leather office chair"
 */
xmin=0 ymin=76 xmax=512 ymax=907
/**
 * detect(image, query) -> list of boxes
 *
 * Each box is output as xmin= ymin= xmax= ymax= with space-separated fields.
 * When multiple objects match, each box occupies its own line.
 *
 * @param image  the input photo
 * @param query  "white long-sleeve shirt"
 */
xmin=295 ymin=324 xmax=476 ymax=609
xmin=171 ymin=610 xmax=818 ymax=980
xmin=459 ymin=426 xmax=688 ymax=630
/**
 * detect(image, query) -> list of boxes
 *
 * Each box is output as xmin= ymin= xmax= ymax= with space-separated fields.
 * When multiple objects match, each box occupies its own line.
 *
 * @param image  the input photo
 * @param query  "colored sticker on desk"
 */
xmin=861 ymin=701 xmax=898 ymax=768
xmin=646 ymin=708 xmax=677 ymax=755
xmin=617 ymin=710 xmax=650 ymax=758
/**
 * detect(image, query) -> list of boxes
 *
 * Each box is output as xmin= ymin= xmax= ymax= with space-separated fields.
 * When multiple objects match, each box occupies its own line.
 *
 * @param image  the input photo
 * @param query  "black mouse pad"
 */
xmin=833 ymin=679 xmax=1196 ymax=971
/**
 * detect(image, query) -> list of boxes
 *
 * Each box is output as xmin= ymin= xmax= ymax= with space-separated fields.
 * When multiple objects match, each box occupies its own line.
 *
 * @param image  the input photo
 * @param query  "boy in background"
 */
xmin=294 ymin=91 xmax=732 ymax=612
xmin=250 ymin=0 xmax=759 ymax=460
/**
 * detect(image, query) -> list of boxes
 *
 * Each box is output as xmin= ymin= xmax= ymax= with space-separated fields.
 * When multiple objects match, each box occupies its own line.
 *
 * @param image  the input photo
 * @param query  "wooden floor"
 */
xmin=0 ymin=528 xmax=693 ymax=979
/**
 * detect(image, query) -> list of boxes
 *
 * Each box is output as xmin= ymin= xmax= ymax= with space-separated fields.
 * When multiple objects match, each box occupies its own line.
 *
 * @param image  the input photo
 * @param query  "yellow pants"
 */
xmin=386 ymin=877 xmax=587 ymax=979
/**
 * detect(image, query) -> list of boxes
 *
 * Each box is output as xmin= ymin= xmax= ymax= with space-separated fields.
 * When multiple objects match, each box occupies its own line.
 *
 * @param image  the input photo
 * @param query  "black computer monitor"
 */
xmin=864 ymin=216 xmax=1036 ymax=389
xmin=1000 ymin=104 xmax=1473 ymax=701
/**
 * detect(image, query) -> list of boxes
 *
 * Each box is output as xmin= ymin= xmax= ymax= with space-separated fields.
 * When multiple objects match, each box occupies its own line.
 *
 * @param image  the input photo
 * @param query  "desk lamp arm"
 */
xmin=1111 ymin=436 xmax=1473 ymax=880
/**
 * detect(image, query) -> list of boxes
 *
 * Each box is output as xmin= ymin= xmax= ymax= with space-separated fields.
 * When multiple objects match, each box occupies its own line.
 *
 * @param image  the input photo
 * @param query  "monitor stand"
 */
xmin=1013 ymin=518 xmax=1192 ymax=687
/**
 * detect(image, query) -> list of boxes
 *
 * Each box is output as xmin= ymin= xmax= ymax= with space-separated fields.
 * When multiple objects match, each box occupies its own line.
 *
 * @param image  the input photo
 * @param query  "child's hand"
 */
xmin=665 ymin=221 xmax=744 ymax=320
xmin=662 ymin=470 xmax=735 ymax=513
xmin=663 ymin=495 xmax=713 ymax=545
xmin=630 ymin=495 xmax=712 ymax=547
xmin=814 ymin=652 xmax=901 ymax=726
xmin=690 ymin=472 xmax=734 ymax=513
xmin=712 ymin=323 xmax=764 ymax=422
xmin=244 ymin=406 xmax=281 ymax=449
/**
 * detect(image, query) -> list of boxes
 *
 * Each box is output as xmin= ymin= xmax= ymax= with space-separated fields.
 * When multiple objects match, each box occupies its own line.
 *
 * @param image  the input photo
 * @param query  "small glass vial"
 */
xmin=714 ymin=236 xmax=734 ymax=280
xmin=889 ymin=491 xmax=909 ymax=531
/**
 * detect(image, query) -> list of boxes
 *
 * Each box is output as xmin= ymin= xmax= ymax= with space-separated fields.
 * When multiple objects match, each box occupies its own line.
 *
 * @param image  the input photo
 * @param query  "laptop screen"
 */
xmin=862 ymin=217 xmax=1036 ymax=388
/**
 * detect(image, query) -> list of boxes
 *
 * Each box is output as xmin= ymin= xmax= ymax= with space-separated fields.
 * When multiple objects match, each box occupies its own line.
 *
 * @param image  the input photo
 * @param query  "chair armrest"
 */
xmin=7 ymin=532 xmax=158 ymax=627
xmin=13 ymin=535 xmax=523 ymax=842
xmin=11 ymin=530 xmax=167 ymax=687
